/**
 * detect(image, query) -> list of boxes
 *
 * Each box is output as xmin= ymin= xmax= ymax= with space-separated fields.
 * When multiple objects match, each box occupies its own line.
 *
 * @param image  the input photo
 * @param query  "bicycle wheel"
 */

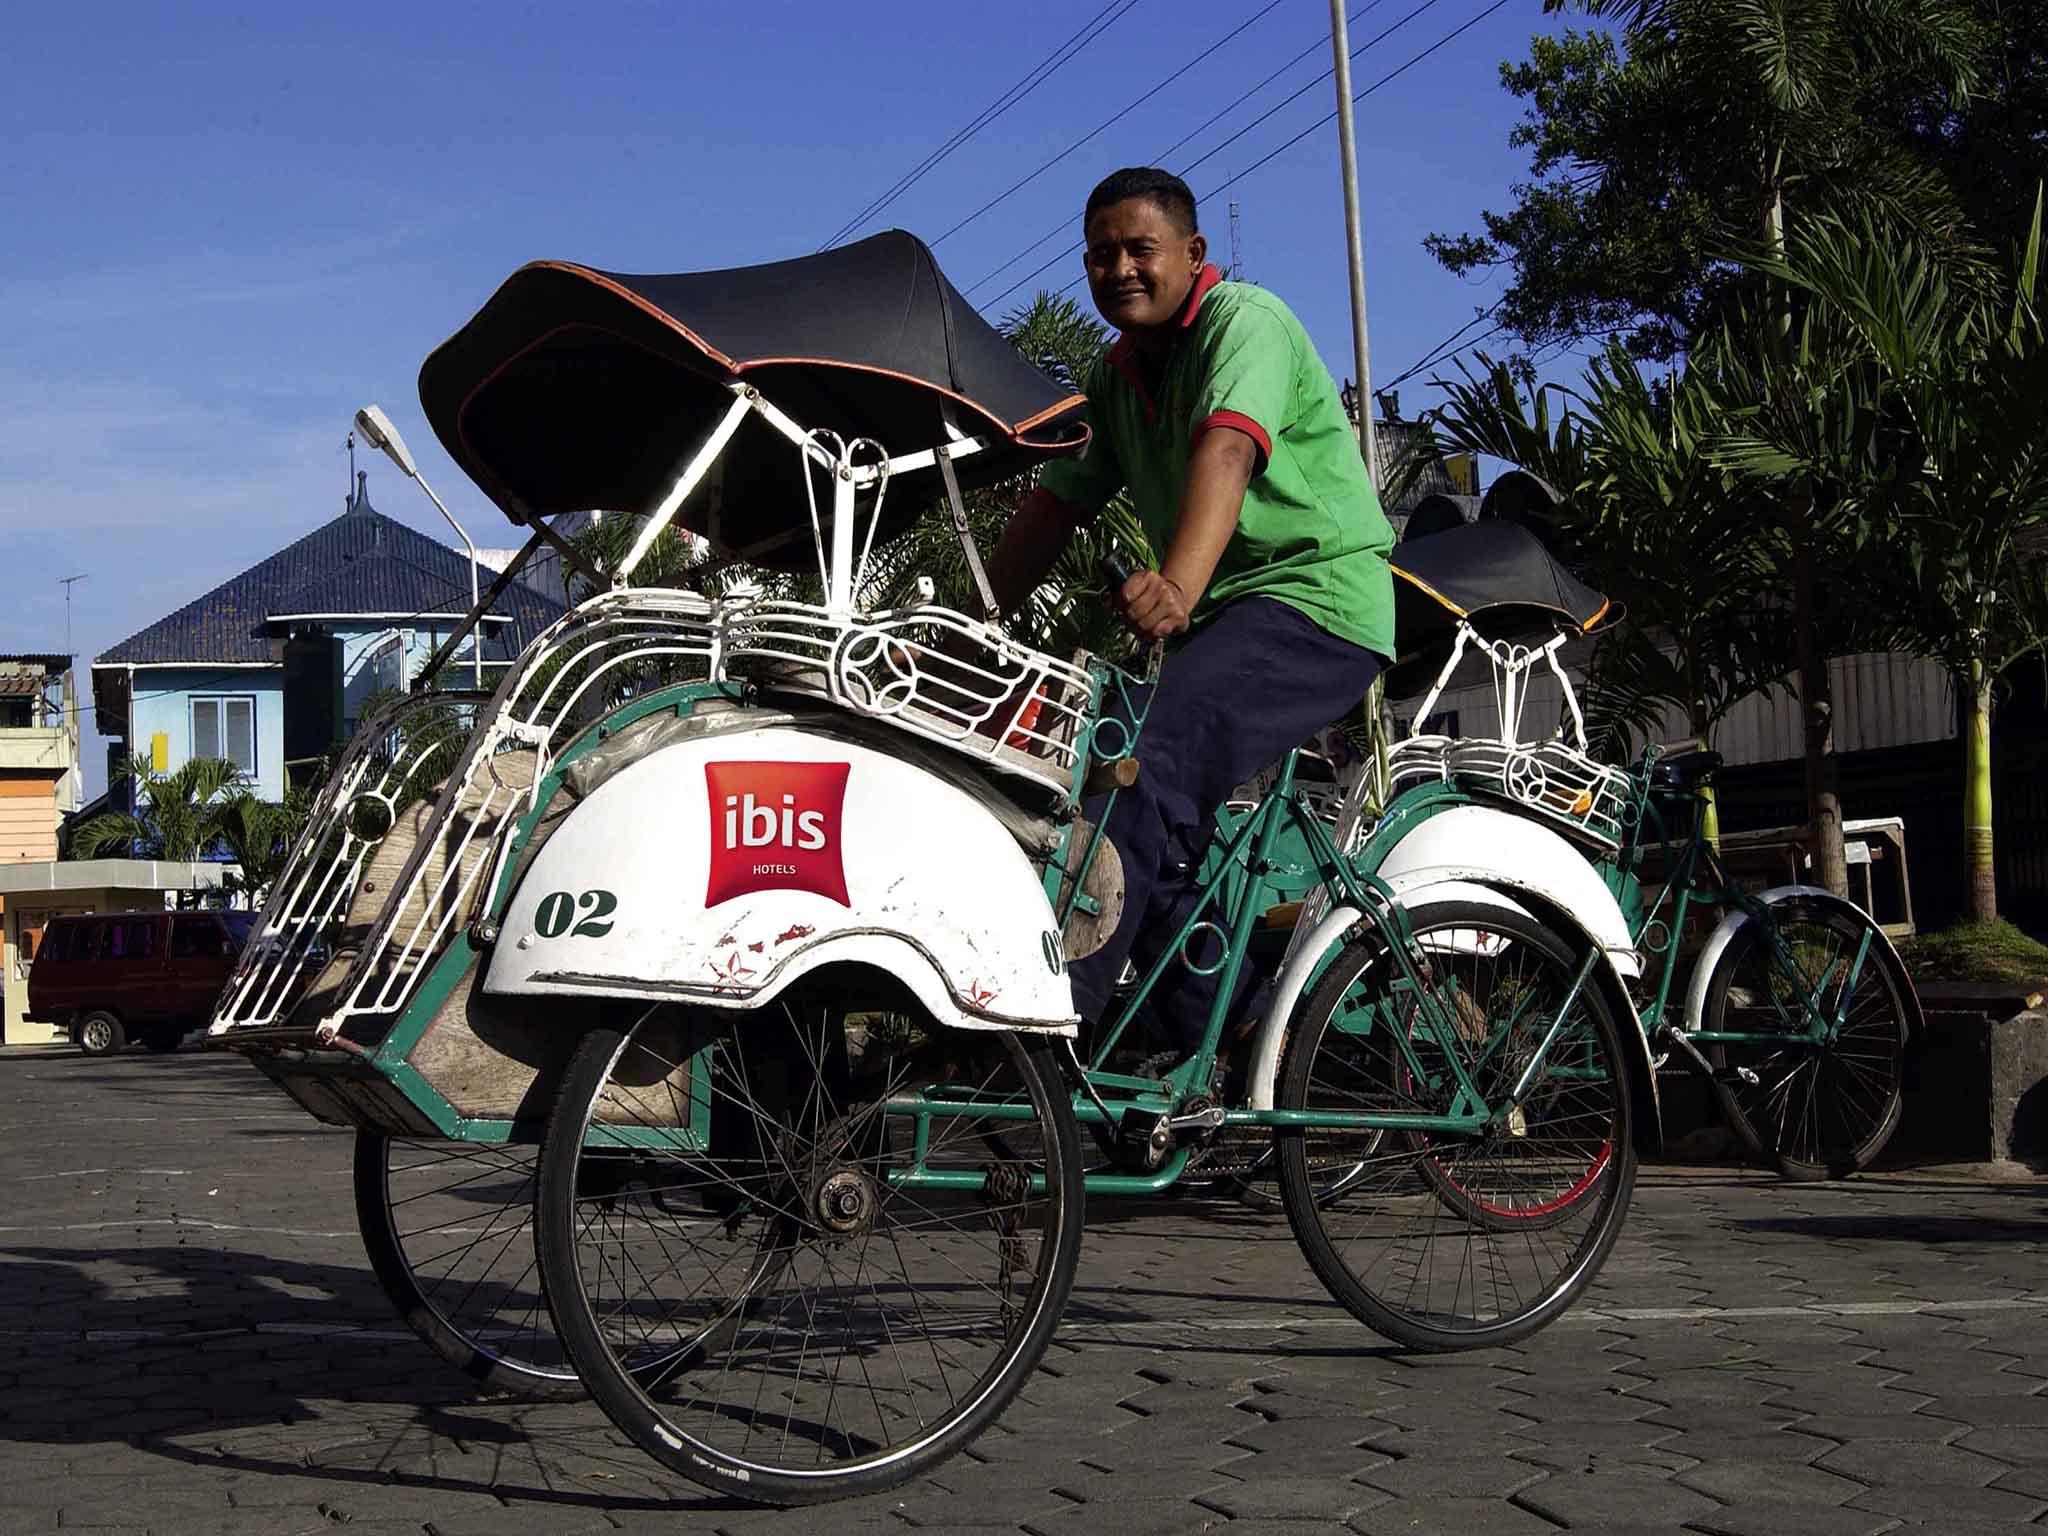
xmin=354 ymin=1130 xmax=580 ymax=1399
xmin=535 ymin=1001 xmax=1084 ymax=1507
xmin=1705 ymin=895 xmax=1909 ymax=1180
xmin=1277 ymin=901 xmax=1635 ymax=1351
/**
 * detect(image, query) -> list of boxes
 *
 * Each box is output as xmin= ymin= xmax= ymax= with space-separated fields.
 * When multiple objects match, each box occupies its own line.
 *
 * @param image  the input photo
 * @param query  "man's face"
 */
xmin=1083 ymin=196 xmax=1207 ymax=332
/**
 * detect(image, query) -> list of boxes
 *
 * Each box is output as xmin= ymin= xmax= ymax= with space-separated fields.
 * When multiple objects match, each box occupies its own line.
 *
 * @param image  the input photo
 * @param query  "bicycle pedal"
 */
xmin=1714 ymin=1066 xmax=1761 ymax=1087
xmin=1115 ymin=1108 xmax=1173 ymax=1172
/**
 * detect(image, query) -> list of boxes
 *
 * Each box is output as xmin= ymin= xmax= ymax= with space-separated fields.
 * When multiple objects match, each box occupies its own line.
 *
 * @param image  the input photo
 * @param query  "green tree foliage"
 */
xmin=70 ymin=754 xmax=246 ymax=862
xmin=68 ymin=756 xmax=306 ymax=902
xmin=1429 ymin=0 xmax=1998 ymax=360
xmin=1719 ymin=195 xmax=2048 ymax=919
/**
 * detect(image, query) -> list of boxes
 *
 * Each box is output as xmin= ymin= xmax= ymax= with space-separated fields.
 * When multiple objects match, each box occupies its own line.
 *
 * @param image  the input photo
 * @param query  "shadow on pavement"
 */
xmin=1734 ymin=1211 xmax=2048 ymax=1242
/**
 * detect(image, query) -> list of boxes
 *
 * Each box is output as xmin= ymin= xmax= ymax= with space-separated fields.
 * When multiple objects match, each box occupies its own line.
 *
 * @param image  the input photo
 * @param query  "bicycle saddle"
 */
xmin=1650 ymin=749 xmax=1723 ymax=792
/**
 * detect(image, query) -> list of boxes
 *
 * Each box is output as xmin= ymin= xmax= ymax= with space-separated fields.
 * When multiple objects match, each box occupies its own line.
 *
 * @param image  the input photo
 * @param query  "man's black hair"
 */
xmin=1084 ymin=167 xmax=1199 ymax=234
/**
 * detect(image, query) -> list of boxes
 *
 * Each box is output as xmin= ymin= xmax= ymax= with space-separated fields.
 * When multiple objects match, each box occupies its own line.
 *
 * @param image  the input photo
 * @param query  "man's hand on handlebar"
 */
xmin=1098 ymin=551 xmax=1190 ymax=640
xmin=1112 ymin=570 xmax=1191 ymax=639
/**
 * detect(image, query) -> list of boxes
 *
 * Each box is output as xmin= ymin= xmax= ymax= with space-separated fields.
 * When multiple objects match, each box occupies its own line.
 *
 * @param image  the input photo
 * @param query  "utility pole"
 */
xmin=1328 ymin=0 xmax=1379 ymax=489
xmin=1227 ymin=198 xmax=1244 ymax=281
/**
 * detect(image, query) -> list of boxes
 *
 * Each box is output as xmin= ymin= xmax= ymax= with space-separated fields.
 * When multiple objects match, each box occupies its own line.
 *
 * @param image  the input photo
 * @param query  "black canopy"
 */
xmin=419 ymin=231 xmax=1089 ymax=571
xmin=1385 ymin=520 xmax=1613 ymax=697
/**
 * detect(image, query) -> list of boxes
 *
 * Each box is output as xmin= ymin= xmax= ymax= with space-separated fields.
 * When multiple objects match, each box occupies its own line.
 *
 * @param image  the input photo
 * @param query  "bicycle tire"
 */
xmin=354 ymin=1130 xmax=584 ymax=1399
xmin=535 ymin=1005 xmax=1085 ymax=1506
xmin=1704 ymin=894 xmax=1909 ymax=1180
xmin=1278 ymin=900 xmax=1636 ymax=1350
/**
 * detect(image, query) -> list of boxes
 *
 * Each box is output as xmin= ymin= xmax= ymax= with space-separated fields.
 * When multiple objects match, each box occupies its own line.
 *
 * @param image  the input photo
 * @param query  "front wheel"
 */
xmin=535 ymin=1002 xmax=1084 ymax=1506
xmin=1277 ymin=901 xmax=1635 ymax=1351
xmin=1705 ymin=896 xmax=1910 ymax=1180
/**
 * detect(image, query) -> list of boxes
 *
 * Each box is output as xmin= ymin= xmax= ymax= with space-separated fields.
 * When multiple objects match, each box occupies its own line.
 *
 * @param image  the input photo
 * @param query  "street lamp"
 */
xmin=353 ymin=405 xmax=483 ymax=689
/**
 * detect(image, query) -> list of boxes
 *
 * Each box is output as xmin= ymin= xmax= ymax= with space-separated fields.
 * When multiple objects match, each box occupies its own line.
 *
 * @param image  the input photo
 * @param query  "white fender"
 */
xmin=1684 ymin=884 xmax=1921 ymax=1037
xmin=484 ymin=727 xmax=1075 ymax=1031
xmin=1375 ymin=806 xmax=1642 ymax=978
xmin=1245 ymin=807 xmax=1660 ymax=1149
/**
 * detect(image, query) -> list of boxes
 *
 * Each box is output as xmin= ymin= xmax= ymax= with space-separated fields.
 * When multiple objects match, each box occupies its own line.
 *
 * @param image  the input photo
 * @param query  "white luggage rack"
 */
xmin=1386 ymin=620 xmax=1635 ymax=849
xmin=722 ymin=598 xmax=1094 ymax=787
xmin=212 ymin=587 xmax=722 ymax=1038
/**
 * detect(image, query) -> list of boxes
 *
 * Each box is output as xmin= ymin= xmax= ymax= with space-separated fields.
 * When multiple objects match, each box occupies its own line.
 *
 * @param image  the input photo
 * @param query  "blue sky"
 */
xmin=1 ymin=0 xmax=1577 ymax=794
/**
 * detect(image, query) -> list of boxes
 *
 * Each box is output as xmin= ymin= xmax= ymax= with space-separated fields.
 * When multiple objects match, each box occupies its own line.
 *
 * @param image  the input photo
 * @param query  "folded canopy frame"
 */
xmin=415 ymin=233 xmax=1090 ymax=619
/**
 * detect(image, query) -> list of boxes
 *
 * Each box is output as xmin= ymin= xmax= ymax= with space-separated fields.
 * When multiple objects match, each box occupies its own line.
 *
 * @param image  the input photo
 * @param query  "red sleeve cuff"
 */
xmin=1020 ymin=484 xmax=1096 ymax=529
xmin=1192 ymin=410 xmax=1272 ymax=471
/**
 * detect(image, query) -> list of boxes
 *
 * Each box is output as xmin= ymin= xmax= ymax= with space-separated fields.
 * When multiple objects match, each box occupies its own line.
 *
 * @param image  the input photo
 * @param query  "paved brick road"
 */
xmin=2 ymin=1047 xmax=2045 ymax=1535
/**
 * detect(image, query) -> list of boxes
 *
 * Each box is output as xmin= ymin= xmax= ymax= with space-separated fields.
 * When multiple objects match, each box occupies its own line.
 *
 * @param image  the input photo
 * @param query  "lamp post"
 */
xmin=352 ymin=405 xmax=484 ymax=689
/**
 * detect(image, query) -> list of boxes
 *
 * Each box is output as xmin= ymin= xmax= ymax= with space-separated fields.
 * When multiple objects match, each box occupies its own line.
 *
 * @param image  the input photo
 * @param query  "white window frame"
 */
xmin=191 ymin=694 xmax=259 ymax=776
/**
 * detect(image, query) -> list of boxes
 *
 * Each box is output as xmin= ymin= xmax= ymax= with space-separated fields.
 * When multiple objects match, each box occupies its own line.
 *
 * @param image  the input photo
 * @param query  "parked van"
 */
xmin=25 ymin=910 xmax=256 ymax=1056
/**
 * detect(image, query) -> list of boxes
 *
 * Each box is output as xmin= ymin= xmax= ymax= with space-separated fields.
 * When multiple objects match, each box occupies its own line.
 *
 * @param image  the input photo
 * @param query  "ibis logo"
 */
xmin=704 ymin=760 xmax=851 ymax=908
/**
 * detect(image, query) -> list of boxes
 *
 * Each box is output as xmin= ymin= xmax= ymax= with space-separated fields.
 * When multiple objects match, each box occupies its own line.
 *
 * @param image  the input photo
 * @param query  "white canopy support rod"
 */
xmin=851 ymin=434 xmax=990 ymax=485
xmin=1541 ymin=631 xmax=1588 ymax=748
xmin=618 ymin=387 xmax=755 ymax=583
xmin=827 ymin=453 xmax=858 ymax=616
xmin=1409 ymin=623 xmax=1473 ymax=733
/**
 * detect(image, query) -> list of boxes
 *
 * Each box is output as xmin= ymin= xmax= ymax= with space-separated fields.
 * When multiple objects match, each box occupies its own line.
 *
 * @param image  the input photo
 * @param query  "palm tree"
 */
xmin=71 ymin=755 xmax=246 ymax=862
xmin=211 ymin=787 xmax=312 ymax=904
xmin=1723 ymin=195 xmax=2048 ymax=920
xmin=1559 ymin=0 xmax=1989 ymax=895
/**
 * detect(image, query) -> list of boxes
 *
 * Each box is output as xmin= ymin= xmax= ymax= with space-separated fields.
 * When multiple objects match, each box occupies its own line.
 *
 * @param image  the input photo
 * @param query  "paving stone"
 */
xmin=1020 ymin=1496 xmax=1228 ymax=1536
xmin=1357 ymin=1452 xmax=1547 ymax=1499
xmin=1512 ymin=1468 xmax=1722 ymax=1527
xmin=1348 ymin=1495 xmax=1562 ymax=1535
xmin=1675 ymin=1459 xmax=1865 ymax=1506
xmin=1197 ymin=1474 xmax=1394 ymax=1520
xmin=1844 ymin=1479 xmax=2048 ymax=1523
xmin=1683 ymin=1505 xmax=1903 ymax=1536
xmin=1815 ymin=1437 xmax=2010 ymax=1487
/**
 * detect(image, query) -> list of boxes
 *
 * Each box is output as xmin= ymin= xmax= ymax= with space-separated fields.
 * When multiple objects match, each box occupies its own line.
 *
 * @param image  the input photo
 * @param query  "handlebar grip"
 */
xmin=1098 ymin=551 xmax=1137 ymax=591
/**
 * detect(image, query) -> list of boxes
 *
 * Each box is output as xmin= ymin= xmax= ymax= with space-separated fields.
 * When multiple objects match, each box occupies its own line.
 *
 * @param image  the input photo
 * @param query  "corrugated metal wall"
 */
xmin=1398 ymin=648 xmax=1955 ymax=766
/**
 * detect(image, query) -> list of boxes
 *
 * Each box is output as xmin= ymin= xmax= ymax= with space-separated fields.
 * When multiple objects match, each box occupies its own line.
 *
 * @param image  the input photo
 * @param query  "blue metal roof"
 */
xmin=96 ymin=483 xmax=563 ymax=667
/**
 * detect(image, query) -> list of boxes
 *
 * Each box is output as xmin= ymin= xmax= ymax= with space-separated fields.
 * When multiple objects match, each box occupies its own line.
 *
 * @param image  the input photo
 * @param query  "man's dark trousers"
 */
xmin=1067 ymin=596 xmax=1384 ymax=1049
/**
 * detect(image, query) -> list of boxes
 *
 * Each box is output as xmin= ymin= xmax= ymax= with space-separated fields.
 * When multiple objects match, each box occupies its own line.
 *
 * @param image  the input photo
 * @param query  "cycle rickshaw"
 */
xmin=209 ymin=232 xmax=1659 ymax=1505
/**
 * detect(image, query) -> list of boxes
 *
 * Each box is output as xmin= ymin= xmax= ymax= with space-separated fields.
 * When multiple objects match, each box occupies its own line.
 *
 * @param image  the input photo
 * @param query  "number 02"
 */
xmin=534 ymin=889 xmax=617 ymax=939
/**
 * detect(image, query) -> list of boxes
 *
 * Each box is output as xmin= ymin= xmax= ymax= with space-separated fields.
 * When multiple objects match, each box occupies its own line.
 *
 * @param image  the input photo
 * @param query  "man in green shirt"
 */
xmin=988 ymin=167 xmax=1395 ymax=1047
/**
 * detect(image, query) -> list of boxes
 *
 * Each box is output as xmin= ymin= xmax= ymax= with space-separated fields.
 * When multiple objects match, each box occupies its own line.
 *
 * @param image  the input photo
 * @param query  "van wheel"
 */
xmin=78 ymin=1012 xmax=126 ymax=1056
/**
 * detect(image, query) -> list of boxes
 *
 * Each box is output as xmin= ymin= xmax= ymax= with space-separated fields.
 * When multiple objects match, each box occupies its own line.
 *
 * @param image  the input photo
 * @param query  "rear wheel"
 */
xmin=354 ymin=1130 xmax=582 ymax=1399
xmin=142 ymin=1026 xmax=186 ymax=1053
xmin=535 ymin=1002 xmax=1084 ymax=1506
xmin=77 ymin=1011 xmax=125 ymax=1056
xmin=1705 ymin=896 xmax=1909 ymax=1180
xmin=1277 ymin=901 xmax=1635 ymax=1350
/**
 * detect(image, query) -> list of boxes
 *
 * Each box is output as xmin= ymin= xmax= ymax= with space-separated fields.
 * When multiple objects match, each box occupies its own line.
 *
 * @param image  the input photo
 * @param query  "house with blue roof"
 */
xmin=91 ymin=472 xmax=564 ymax=804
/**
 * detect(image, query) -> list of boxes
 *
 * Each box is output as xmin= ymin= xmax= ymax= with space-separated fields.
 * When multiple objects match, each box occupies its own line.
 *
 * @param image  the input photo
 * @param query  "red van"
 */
xmin=24 ymin=909 xmax=256 ymax=1055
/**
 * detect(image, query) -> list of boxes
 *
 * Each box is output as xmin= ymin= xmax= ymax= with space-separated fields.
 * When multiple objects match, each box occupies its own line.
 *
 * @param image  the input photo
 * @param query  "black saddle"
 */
xmin=1650 ymin=749 xmax=1723 ymax=794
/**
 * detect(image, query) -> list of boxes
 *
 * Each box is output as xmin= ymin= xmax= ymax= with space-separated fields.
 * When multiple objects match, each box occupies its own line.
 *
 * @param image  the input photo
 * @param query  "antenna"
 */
xmin=1227 ymin=198 xmax=1243 ymax=280
xmin=346 ymin=431 xmax=358 ymax=506
xmin=59 ymin=574 xmax=87 ymax=663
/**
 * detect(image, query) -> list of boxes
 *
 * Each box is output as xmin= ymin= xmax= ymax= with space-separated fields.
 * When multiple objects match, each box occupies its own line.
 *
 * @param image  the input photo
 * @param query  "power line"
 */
xmin=931 ymin=0 xmax=1290 ymax=249
xmin=966 ymin=0 xmax=1398 ymax=299
xmin=1379 ymin=301 xmax=1506 ymax=394
xmin=980 ymin=0 xmax=1478 ymax=314
xmin=818 ymin=0 xmax=1141 ymax=252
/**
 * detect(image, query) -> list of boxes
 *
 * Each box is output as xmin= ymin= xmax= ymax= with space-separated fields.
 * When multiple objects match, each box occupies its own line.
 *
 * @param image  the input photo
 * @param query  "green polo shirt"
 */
xmin=1038 ymin=266 xmax=1395 ymax=658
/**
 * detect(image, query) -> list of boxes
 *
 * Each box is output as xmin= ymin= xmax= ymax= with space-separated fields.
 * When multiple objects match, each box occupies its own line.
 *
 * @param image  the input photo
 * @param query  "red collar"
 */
xmin=1105 ymin=264 xmax=1225 ymax=411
